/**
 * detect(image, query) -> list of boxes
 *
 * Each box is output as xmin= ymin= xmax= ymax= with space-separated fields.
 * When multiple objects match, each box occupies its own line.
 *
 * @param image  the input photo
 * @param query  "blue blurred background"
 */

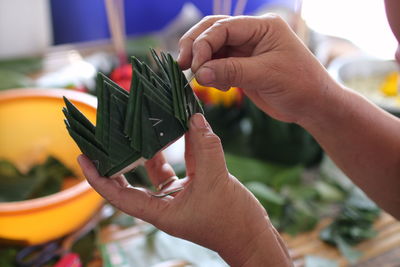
xmin=50 ymin=0 xmax=299 ymax=44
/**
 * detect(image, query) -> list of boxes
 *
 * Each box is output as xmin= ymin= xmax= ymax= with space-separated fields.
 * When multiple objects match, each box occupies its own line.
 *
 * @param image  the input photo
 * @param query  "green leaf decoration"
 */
xmin=63 ymin=49 xmax=203 ymax=177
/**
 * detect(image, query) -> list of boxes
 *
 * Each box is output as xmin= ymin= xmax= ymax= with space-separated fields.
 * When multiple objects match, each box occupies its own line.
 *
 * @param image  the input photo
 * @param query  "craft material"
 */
xmin=63 ymin=49 xmax=203 ymax=178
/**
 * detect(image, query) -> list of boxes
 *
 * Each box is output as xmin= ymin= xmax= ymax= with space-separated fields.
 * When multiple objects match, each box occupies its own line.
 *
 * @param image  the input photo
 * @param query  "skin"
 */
xmin=385 ymin=0 xmax=400 ymax=62
xmin=78 ymin=114 xmax=292 ymax=266
xmin=177 ymin=14 xmax=400 ymax=219
xmin=79 ymin=3 xmax=400 ymax=266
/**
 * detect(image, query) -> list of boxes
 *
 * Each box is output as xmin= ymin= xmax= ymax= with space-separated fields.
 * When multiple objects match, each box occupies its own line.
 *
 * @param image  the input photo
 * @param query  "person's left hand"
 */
xmin=78 ymin=114 xmax=291 ymax=266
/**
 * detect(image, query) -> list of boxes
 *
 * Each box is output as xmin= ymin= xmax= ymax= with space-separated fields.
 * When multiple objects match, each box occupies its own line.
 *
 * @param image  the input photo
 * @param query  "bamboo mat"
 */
xmin=282 ymin=213 xmax=400 ymax=266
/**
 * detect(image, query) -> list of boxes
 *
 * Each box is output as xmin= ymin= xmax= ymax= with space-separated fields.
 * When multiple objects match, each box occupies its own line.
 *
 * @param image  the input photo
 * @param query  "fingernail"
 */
xmin=197 ymin=66 xmax=215 ymax=85
xmin=191 ymin=113 xmax=208 ymax=129
xmin=77 ymin=154 xmax=85 ymax=166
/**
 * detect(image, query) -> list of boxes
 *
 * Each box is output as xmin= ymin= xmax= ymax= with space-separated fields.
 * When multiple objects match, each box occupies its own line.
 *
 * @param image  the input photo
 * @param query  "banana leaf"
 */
xmin=63 ymin=49 xmax=203 ymax=178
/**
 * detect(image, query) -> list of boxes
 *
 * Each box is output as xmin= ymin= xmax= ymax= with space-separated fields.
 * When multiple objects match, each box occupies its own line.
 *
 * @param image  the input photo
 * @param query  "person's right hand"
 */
xmin=178 ymin=15 xmax=337 ymax=124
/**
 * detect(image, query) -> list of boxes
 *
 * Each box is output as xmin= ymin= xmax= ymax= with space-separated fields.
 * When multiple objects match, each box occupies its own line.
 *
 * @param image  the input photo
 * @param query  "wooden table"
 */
xmin=283 ymin=213 xmax=400 ymax=266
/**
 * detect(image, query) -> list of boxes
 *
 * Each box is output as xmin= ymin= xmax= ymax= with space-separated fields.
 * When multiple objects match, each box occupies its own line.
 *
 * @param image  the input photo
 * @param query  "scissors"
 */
xmin=16 ymin=206 xmax=106 ymax=267
xmin=15 ymin=239 xmax=72 ymax=267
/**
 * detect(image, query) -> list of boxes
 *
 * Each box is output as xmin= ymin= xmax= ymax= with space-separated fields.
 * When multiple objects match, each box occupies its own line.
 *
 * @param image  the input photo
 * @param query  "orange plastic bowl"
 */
xmin=0 ymin=89 xmax=103 ymax=245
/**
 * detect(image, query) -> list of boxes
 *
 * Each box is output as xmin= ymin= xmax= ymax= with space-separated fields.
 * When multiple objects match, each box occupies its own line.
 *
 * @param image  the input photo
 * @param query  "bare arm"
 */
xmin=300 ymin=81 xmax=400 ymax=218
xmin=178 ymin=15 xmax=400 ymax=219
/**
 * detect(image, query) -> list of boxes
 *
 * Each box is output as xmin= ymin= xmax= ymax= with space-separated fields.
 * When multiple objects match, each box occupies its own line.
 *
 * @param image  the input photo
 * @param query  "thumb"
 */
xmin=188 ymin=113 xmax=228 ymax=181
xmin=195 ymin=57 xmax=261 ymax=90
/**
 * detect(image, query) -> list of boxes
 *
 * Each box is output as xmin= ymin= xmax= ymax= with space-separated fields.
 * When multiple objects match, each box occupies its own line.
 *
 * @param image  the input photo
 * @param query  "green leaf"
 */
xmin=245 ymin=181 xmax=285 ymax=221
xmin=63 ymin=49 xmax=203 ymax=178
xmin=336 ymin=236 xmax=362 ymax=264
xmin=304 ymin=255 xmax=338 ymax=267
xmin=314 ymin=180 xmax=345 ymax=202
xmin=225 ymin=153 xmax=288 ymax=184
xmin=0 ymin=156 xmax=76 ymax=202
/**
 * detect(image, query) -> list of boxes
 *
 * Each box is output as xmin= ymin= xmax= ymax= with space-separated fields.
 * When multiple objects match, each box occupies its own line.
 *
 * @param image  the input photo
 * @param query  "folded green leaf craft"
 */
xmin=63 ymin=49 xmax=203 ymax=178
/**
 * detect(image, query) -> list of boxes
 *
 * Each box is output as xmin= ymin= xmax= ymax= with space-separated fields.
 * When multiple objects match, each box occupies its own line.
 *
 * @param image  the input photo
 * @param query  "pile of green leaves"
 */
xmin=225 ymin=153 xmax=345 ymax=235
xmin=226 ymin=153 xmax=381 ymax=262
xmin=320 ymin=189 xmax=380 ymax=263
xmin=63 ymin=49 xmax=203 ymax=178
xmin=0 ymin=156 xmax=76 ymax=202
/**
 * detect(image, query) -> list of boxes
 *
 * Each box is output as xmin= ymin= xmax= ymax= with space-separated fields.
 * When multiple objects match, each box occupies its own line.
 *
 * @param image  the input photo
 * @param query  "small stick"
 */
xmin=233 ymin=0 xmax=248 ymax=16
xmin=105 ymin=0 xmax=128 ymax=65
xmin=222 ymin=0 xmax=232 ymax=15
xmin=213 ymin=0 xmax=221 ymax=15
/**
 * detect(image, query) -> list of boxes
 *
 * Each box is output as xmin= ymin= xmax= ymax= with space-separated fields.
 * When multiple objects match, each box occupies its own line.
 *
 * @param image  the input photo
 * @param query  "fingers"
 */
xmin=195 ymin=56 xmax=262 ymax=90
xmin=191 ymin=16 xmax=269 ymax=72
xmin=184 ymin=134 xmax=195 ymax=178
xmin=77 ymin=155 xmax=167 ymax=223
xmin=145 ymin=152 xmax=176 ymax=188
xmin=188 ymin=114 xmax=228 ymax=182
xmin=178 ymin=15 xmax=229 ymax=70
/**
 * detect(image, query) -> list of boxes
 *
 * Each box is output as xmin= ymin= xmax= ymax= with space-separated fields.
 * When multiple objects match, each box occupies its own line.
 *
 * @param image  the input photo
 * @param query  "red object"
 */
xmin=110 ymin=64 xmax=132 ymax=91
xmin=54 ymin=253 xmax=82 ymax=267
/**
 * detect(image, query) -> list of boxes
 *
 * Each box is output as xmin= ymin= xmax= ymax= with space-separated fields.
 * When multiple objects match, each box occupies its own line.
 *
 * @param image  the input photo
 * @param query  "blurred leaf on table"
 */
xmin=320 ymin=189 xmax=380 ymax=263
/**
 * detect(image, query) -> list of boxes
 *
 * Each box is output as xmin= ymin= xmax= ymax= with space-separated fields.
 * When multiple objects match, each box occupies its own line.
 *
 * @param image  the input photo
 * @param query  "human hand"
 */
xmin=178 ymin=15 xmax=337 ymax=123
xmin=78 ymin=114 xmax=291 ymax=266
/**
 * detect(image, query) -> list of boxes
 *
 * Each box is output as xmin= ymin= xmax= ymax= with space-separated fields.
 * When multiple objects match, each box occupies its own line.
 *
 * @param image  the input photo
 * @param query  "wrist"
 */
xmin=296 ymin=76 xmax=345 ymax=131
xmin=218 ymin=220 xmax=292 ymax=267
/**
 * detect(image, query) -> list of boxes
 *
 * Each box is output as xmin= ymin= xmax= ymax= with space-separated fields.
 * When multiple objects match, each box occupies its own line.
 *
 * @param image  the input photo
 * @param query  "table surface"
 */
xmin=283 ymin=212 xmax=400 ymax=266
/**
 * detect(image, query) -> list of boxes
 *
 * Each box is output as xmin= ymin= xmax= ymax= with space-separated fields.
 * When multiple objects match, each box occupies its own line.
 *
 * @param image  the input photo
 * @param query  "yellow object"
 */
xmin=380 ymin=71 xmax=399 ymax=97
xmin=191 ymin=79 xmax=242 ymax=107
xmin=0 ymin=89 xmax=103 ymax=245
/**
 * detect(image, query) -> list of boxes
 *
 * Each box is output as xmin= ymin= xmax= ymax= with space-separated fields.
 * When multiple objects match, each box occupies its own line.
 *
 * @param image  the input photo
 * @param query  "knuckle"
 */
xmin=178 ymin=37 xmax=187 ymax=47
xmin=201 ymin=15 xmax=226 ymax=23
xmin=202 ymin=15 xmax=215 ymax=22
xmin=192 ymin=38 xmax=203 ymax=49
xmin=199 ymin=132 xmax=222 ymax=152
xmin=264 ymin=13 xmax=285 ymax=27
xmin=224 ymin=58 xmax=243 ymax=85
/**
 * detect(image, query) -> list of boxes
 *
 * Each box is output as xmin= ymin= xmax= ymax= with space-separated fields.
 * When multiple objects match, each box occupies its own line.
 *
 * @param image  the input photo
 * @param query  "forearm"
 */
xmin=299 ymin=80 xmax=400 ymax=218
xmin=219 ymin=220 xmax=292 ymax=267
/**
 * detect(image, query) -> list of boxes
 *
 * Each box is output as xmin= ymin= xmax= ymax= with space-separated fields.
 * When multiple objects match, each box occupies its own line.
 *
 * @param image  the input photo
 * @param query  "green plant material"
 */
xmin=126 ymin=37 xmax=159 ymax=63
xmin=124 ymin=165 xmax=151 ymax=187
xmin=0 ymin=247 xmax=18 ymax=267
xmin=320 ymin=189 xmax=380 ymax=263
xmin=226 ymin=153 xmax=321 ymax=234
xmin=63 ymin=49 xmax=203 ymax=178
xmin=245 ymin=99 xmax=322 ymax=166
xmin=335 ymin=236 xmax=362 ymax=264
xmin=269 ymin=166 xmax=302 ymax=190
xmin=0 ymin=69 xmax=33 ymax=90
xmin=0 ymin=56 xmax=43 ymax=74
xmin=304 ymin=255 xmax=338 ymax=267
xmin=204 ymin=105 xmax=249 ymax=155
xmin=225 ymin=153 xmax=290 ymax=185
xmin=245 ymin=182 xmax=285 ymax=224
xmin=0 ymin=156 xmax=76 ymax=202
xmin=280 ymin=199 xmax=319 ymax=235
xmin=71 ymin=230 xmax=97 ymax=266
xmin=314 ymin=180 xmax=345 ymax=202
